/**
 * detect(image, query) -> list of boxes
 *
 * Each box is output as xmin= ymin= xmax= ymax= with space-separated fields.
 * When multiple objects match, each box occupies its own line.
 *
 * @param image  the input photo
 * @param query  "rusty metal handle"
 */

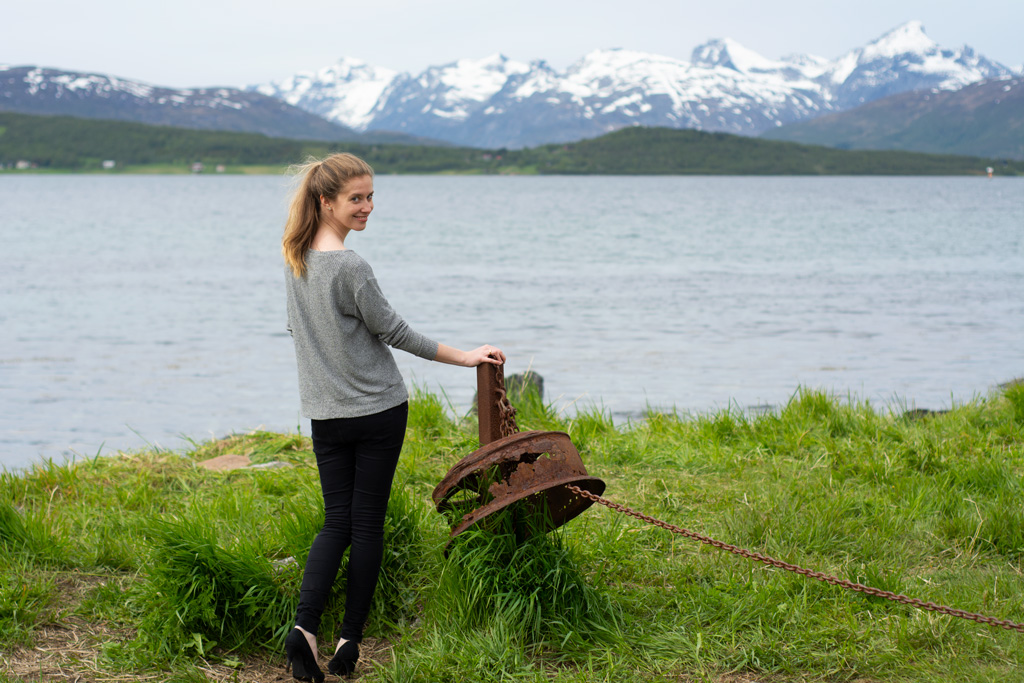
xmin=476 ymin=360 xmax=518 ymax=446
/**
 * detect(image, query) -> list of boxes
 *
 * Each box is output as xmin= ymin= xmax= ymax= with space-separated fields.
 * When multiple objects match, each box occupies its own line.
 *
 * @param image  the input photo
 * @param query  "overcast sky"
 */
xmin=4 ymin=0 xmax=1022 ymax=88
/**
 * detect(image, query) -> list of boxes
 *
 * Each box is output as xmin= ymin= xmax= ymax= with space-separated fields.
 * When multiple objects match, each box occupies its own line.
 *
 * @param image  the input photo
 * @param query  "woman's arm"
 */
xmin=434 ymin=343 xmax=506 ymax=367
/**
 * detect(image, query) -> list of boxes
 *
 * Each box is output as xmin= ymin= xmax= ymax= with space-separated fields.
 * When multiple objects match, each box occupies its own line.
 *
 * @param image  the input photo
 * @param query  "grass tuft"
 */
xmin=431 ymin=522 xmax=622 ymax=651
xmin=0 ymin=502 xmax=65 ymax=563
xmin=129 ymin=516 xmax=291 ymax=663
xmin=0 ymin=558 xmax=56 ymax=648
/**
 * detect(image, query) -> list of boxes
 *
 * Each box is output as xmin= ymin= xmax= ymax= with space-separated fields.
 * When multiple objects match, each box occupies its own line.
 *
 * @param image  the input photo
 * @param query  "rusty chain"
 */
xmin=483 ymin=365 xmax=1021 ymax=631
xmin=565 ymin=484 xmax=1024 ymax=632
xmin=493 ymin=363 xmax=519 ymax=438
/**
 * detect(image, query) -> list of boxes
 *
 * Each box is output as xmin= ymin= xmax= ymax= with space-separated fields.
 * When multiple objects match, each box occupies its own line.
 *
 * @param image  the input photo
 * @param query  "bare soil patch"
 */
xmin=1 ymin=571 xmax=391 ymax=682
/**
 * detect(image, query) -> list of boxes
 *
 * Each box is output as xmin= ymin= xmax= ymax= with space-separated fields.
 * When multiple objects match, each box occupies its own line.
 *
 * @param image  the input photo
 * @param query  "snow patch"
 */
xmin=436 ymin=54 xmax=530 ymax=102
xmin=692 ymin=38 xmax=785 ymax=74
xmin=24 ymin=68 xmax=45 ymax=95
xmin=861 ymin=21 xmax=936 ymax=61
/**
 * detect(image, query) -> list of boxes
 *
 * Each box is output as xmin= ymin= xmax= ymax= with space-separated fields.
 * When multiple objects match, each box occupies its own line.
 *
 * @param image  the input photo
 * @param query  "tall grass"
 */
xmin=432 ymin=525 xmax=622 ymax=649
xmin=128 ymin=516 xmax=289 ymax=662
xmin=0 ymin=501 xmax=66 ymax=564
xmin=0 ymin=555 xmax=56 ymax=648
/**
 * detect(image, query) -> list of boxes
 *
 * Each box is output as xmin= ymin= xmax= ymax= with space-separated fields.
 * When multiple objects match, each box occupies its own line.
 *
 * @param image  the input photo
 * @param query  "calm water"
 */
xmin=1 ymin=175 xmax=1022 ymax=469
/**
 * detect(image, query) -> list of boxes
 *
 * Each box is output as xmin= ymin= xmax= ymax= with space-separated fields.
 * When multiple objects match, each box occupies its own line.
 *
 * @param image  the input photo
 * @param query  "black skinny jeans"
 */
xmin=295 ymin=401 xmax=408 ymax=642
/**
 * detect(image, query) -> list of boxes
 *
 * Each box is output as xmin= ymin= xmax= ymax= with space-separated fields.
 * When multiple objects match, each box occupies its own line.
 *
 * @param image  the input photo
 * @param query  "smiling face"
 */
xmin=322 ymin=174 xmax=374 ymax=236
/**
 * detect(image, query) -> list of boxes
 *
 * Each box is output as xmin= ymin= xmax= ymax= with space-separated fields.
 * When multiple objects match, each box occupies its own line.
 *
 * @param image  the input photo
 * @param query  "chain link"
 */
xmin=566 ymin=484 xmax=1024 ymax=633
xmin=493 ymin=363 xmax=519 ymax=438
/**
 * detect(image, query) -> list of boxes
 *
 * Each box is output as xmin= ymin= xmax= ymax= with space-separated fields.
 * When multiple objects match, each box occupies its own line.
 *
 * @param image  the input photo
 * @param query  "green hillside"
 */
xmin=521 ymin=126 xmax=1021 ymax=174
xmin=2 ymin=111 xmax=1022 ymax=175
xmin=0 ymin=112 xmax=487 ymax=173
xmin=762 ymin=77 xmax=1024 ymax=161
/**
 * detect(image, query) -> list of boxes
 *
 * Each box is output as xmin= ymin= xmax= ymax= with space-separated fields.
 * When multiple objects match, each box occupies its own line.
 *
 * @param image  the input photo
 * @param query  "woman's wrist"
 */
xmin=433 ymin=343 xmax=503 ymax=367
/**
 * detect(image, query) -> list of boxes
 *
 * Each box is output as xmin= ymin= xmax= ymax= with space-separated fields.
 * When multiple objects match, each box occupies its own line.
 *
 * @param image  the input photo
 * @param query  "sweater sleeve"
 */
xmin=354 ymin=275 xmax=439 ymax=361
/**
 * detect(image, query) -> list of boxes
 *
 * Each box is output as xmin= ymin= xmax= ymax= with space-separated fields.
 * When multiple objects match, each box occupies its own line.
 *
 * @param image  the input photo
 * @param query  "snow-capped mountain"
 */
xmin=1 ymin=65 xmax=359 ymax=140
xmin=367 ymin=54 xmax=533 ymax=143
xmin=253 ymin=58 xmax=399 ymax=131
xmin=822 ymin=20 xmax=1010 ymax=108
xmin=254 ymin=21 xmax=1015 ymax=148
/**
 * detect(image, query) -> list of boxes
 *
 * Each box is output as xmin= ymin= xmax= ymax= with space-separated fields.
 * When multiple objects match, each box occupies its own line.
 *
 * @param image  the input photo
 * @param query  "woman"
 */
xmin=281 ymin=153 xmax=504 ymax=681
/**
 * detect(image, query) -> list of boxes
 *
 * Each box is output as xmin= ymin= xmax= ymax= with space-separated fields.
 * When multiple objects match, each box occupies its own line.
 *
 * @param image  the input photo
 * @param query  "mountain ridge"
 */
xmin=4 ymin=21 xmax=1020 ymax=152
xmin=761 ymin=76 xmax=1024 ymax=160
xmin=252 ymin=21 xmax=1018 ymax=148
xmin=0 ymin=65 xmax=440 ymax=145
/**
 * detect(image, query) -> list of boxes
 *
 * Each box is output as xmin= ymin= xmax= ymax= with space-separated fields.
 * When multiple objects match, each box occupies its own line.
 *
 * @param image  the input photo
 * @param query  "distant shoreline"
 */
xmin=3 ymin=112 xmax=1022 ymax=176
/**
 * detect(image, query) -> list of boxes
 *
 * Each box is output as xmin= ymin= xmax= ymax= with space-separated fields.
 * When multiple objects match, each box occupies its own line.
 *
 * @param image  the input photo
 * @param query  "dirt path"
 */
xmin=2 ymin=624 xmax=392 ymax=683
xmin=0 ymin=572 xmax=390 ymax=682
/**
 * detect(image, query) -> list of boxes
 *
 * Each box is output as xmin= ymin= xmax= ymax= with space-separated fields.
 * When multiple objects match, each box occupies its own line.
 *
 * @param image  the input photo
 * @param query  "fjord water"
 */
xmin=1 ymin=175 xmax=1021 ymax=469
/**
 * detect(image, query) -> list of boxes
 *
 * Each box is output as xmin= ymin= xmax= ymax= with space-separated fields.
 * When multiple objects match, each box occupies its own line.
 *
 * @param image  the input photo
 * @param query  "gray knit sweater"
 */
xmin=285 ymin=250 xmax=439 ymax=419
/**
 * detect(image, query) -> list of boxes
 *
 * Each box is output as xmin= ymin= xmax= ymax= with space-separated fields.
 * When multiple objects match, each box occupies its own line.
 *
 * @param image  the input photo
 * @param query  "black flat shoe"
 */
xmin=285 ymin=628 xmax=325 ymax=683
xmin=327 ymin=639 xmax=359 ymax=676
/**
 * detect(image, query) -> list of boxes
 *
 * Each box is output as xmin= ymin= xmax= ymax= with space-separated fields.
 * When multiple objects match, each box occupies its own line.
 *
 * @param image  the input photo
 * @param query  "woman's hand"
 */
xmin=464 ymin=345 xmax=506 ymax=367
xmin=435 ymin=343 xmax=506 ymax=367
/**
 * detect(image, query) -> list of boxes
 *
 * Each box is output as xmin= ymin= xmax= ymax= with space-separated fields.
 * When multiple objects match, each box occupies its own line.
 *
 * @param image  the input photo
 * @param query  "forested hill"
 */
xmin=528 ymin=127 xmax=1021 ymax=175
xmin=2 ymin=112 xmax=1021 ymax=175
xmin=762 ymin=77 xmax=1024 ymax=160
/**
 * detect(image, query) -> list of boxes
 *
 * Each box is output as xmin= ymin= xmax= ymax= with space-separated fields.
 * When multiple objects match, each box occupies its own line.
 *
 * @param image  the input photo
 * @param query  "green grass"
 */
xmin=1 ymin=384 xmax=1023 ymax=681
xmin=0 ymin=557 xmax=57 ymax=649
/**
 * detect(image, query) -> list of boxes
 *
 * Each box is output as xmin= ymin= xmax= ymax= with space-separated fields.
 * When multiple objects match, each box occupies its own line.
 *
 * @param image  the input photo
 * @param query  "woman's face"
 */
xmin=324 ymin=175 xmax=374 ymax=233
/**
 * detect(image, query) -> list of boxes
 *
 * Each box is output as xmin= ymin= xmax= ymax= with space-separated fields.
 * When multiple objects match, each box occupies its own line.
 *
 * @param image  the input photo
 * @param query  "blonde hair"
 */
xmin=282 ymin=153 xmax=375 ymax=277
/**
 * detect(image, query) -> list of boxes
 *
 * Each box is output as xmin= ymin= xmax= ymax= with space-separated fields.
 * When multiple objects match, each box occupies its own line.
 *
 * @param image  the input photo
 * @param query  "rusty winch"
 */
xmin=432 ymin=361 xmax=605 ymax=547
